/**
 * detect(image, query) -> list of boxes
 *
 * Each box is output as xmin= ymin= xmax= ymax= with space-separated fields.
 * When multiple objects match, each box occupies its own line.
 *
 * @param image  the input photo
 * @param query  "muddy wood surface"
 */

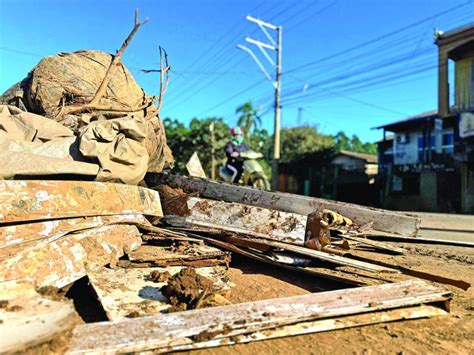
xmin=186 ymin=240 xmax=474 ymax=354
xmin=23 ymin=222 xmax=474 ymax=354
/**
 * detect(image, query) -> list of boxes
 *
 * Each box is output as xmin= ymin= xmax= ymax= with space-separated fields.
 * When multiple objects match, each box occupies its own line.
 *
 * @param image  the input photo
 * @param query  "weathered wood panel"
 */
xmin=87 ymin=266 xmax=232 ymax=321
xmin=0 ymin=281 xmax=78 ymax=353
xmin=127 ymin=244 xmax=230 ymax=267
xmin=0 ymin=214 xmax=149 ymax=250
xmin=0 ymin=224 xmax=142 ymax=288
xmin=148 ymin=173 xmax=420 ymax=236
xmin=161 ymin=305 xmax=447 ymax=352
xmin=69 ymin=280 xmax=450 ymax=353
xmin=0 ymin=180 xmax=162 ymax=224
xmin=215 ymin=234 xmax=396 ymax=273
xmin=165 ymin=196 xmax=307 ymax=245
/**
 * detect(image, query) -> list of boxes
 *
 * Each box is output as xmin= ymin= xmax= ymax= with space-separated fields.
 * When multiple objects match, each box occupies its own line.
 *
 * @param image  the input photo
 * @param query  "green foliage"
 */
xmin=236 ymin=101 xmax=261 ymax=141
xmin=164 ymin=117 xmax=230 ymax=175
xmin=163 ymin=106 xmax=377 ymax=177
xmin=333 ymin=131 xmax=377 ymax=155
xmin=279 ymin=125 xmax=334 ymax=163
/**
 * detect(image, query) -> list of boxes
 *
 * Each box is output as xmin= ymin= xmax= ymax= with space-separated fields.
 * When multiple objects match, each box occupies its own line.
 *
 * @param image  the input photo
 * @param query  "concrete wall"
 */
xmin=461 ymin=163 xmax=474 ymax=213
xmin=394 ymin=131 xmax=419 ymax=165
xmin=419 ymin=172 xmax=438 ymax=212
xmin=332 ymin=156 xmax=366 ymax=171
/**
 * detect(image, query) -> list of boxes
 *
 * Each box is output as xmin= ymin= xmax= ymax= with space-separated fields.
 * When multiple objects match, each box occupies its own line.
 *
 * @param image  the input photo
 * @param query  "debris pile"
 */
xmin=0 ymin=10 xmax=471 ymax=354
xmin=0 ymin=10 xmax=173 ymax=184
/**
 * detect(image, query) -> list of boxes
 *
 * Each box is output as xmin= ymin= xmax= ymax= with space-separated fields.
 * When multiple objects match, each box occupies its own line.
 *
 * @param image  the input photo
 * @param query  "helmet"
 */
xmin=231 ymin=127 xmax=243 ymax=136
xmin=231 ymin=127 xmax=244 ymax=145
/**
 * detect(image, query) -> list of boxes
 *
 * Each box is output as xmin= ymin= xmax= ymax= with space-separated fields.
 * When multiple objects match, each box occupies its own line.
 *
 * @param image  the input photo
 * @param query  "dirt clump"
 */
xmin=170 ymin=240 xmax=191 ymax=253
xmin=191 ymin=324 xmax=233 ymax=342
xmin=156 ymin=185 xmax=192 ymax=216
xmin=0 ymin=300 xmax=23 ymax=312
xmin=36 ymin=286 xmax=66 ymax=301
xmin=147 ymin=270 xmax=172 ymax=283
xmin=161 ymin=267 xmax=230 ymax=312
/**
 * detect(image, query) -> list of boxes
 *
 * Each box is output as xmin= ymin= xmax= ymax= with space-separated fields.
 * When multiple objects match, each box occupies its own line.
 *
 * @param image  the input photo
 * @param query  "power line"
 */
xmin=283 ymin=1 xmax=472 ymax=75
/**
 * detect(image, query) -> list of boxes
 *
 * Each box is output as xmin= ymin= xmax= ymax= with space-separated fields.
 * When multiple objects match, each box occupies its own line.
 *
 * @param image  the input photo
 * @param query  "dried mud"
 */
xmin=161 ymin=267 xmax=230 ymax=312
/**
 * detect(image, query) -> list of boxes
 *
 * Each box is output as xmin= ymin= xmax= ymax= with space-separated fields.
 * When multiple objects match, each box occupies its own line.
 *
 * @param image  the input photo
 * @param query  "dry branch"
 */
xmin=56 ymin=9 xmax=149 ymax=118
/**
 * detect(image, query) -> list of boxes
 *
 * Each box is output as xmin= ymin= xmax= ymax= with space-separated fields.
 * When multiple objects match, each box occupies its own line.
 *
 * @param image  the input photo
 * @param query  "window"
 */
xmin=442 ymin=132 xmax=453 ymax=146
xmin=441 ymin=131 xmax=454 ymax=155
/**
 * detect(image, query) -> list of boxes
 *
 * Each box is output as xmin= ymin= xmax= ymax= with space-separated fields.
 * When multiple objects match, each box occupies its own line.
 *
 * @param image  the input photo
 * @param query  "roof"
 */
xmin=337 ymin=150 xmax=378 ymax=163
xmin=435 ymin=23 xmax=474 ymax=46
xmin=373 ymin=109 xmax=438 ymax=131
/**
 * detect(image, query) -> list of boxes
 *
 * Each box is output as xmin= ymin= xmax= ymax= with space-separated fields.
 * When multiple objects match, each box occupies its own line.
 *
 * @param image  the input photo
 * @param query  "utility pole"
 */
xmin=238 ymin=16 xmax=282 ymax=191
xmin=272 ymin=25 xmax=282 ymax=191
xmin=209 ymin=121 xmax=216 ymax=180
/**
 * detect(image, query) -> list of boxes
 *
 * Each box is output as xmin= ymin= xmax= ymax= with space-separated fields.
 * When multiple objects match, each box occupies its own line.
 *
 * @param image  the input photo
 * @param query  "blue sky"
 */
xmin=1 ymin=0 xmax=473 ymax=143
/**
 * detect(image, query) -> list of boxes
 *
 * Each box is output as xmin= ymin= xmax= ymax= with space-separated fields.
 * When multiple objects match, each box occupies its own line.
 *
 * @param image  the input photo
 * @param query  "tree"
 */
xmin=164 ymin=117 xmax=230 ymax=175
xmin=333 ymin=131 xmax=377 ymax=155
xmin=236 ymin=102 xmax=261 ymax=141
xmin=279 ymin=126 xmax=334 ymax=163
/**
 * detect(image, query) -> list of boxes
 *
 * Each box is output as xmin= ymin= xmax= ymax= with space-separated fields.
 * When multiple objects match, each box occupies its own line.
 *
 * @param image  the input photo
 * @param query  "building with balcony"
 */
xmin=376 ymin=23 xmax=474 ymax=213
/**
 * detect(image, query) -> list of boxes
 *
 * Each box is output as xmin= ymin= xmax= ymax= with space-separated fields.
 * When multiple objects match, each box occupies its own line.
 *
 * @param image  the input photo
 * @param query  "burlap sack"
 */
xmin=25 ymin=50 xmax=145 ymax=118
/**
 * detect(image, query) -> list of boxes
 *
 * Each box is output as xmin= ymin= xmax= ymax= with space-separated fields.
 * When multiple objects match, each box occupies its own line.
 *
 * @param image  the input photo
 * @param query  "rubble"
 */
xmin=0 ymin=10 xmax=472 ymax=354
xmin=68 ymin=280 xmax=451 ymax=353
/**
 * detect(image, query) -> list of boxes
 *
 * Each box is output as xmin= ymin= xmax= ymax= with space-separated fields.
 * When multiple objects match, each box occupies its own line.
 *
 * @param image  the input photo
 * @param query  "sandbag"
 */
xmin=25 ymin=50 xmax=145 ymax=119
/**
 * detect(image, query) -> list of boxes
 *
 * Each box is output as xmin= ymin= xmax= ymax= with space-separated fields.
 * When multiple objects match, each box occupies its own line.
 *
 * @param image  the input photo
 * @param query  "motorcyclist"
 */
xmin=224 ymin=127 xmax=248 ymax=183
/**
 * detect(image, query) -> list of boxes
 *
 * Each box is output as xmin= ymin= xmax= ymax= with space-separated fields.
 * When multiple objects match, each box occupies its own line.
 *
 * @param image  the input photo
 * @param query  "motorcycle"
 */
xmin=218 ymin=149 xmax=271 ymax=190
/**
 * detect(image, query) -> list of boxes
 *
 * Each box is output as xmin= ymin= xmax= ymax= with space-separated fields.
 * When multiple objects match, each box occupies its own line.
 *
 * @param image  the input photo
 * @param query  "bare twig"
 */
xmin=156 ymin=46 xmax=170 ymax=115
xmin=56 ymin=9 xmax=149 ymax=119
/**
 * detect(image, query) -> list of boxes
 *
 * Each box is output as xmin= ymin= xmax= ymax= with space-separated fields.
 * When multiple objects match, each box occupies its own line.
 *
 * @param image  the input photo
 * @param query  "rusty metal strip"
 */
xmin=0 ymin=180 xmax=162 ymax=224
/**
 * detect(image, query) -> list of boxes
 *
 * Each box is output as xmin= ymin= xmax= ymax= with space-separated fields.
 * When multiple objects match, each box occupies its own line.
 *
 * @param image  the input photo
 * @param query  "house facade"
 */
xmin=377 ymin=24 xmax=474 ymax=213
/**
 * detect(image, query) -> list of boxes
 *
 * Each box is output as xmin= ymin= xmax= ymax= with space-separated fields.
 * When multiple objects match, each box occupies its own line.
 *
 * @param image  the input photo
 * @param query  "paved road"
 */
xmin=407 ymin=212 xmax=474 ymax=242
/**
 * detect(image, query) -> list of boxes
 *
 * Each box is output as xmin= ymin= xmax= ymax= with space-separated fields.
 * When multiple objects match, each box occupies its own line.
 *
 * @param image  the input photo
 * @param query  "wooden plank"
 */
xmin=0 ymin=214 xmax=149 ymax=250
xmin=69 ymin=280 xmax=451 ymax=354
xmin=339 ymin=234 xmax=407 ymax=254
xmin=365 ymin=231 xmax=474 ymax=248
xmin=0 ymin=180 xmax=162 ymax=224
xmin=126 ymin=244 xmax=231 ymax=267
xmin=217 ymin=234 xmax=397 ymax=273
xmin=186 ymin=152 xmax=207 ymax=178
xmin=0 ymin=281 xmax=78 ymax=352
xmin=160 ymin=305 xmax=447 ymax=352
xmin=178 ymin=231 xmax=405 ymax=287
xmin=147 ymin=173 xmax=420 ymax=236
xmin=165 ymin=197 xmax=307 ymax=245
xmin=87 ymin=266 xmax=232 ymax=321
xmin=348 ymin=252 xmax=471 ymax=291
xmin=185 ymin=233 xmax=372 ymax=286
xmin=0 ymin=224 xmax=142 ymax=288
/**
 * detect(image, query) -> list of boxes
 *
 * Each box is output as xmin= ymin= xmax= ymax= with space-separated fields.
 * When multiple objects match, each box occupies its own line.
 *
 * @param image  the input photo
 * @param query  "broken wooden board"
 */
xmin=148 ymin=173 xmax=420 ymax=237
xmin=162 ymin=305 xmax=447 ymax=352
xmin=0 ymin=180 xmax=162 ymax=224
xmin=217 ymin=234 xmax=397 ymax=273
xmin=87 ymin=266 xmax=232 ymax=321
xmin=69 ymin=280 xmax=451 ymax=353
xmin=165 ymin=196 xmax=307 ymax=245
xmin=186 ymin=152 xmax=207 ymax=178
xmin=364 ymin=231 xmax=474 ymax=248
xmin=0 ymin=214 xmax=149 ymax=251
xmin=188 ymin=233 xmax=380 ymax=286
xmin=0 ymin=280 xmax=78 ymax=353
xmin=125 ymin=243 xmax=231 ymax=267
xmin=0 ymin=224 xmax=142 ymax=288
